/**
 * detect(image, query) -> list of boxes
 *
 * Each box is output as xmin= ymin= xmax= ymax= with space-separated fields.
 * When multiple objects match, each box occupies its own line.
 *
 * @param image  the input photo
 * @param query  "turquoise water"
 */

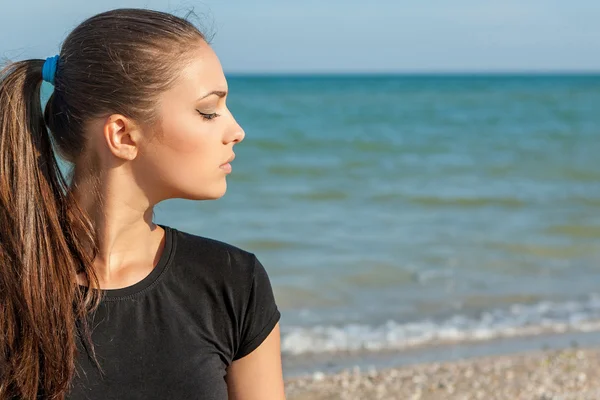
xmin=60 ymin=75 xmax=600 ymax=362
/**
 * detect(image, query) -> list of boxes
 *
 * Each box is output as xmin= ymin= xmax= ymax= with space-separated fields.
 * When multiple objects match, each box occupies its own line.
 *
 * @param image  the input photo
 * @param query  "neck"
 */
xmin=70 ymin=166 xmax=165 ymax=289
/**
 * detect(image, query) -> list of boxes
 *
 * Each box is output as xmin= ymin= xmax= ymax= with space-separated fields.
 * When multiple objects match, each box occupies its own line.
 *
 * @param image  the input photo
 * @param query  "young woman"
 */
xmin=0 ymin=8 xmax=285 ymax=400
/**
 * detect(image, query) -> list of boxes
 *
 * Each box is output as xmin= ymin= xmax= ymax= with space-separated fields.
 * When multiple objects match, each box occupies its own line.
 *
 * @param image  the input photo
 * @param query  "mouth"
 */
xmin=220 ymin=153 xmax=235 ymax=173
xmin=220 ymin=153 xmax=235 ymax=167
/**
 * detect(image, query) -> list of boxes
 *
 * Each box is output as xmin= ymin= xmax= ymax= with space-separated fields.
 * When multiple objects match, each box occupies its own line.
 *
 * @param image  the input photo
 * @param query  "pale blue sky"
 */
xmin=1 ymin=0 xmax=598 ymax=73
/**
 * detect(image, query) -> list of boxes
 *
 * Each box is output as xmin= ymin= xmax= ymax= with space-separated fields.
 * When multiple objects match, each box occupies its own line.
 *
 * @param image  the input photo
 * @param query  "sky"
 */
xmin=0 ymin=0 xmax=598 ymax=73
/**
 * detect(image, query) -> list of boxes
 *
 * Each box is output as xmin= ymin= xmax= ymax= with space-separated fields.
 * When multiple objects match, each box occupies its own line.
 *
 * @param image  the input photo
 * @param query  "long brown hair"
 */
xmin=0 ymin=9 xmax=205 ymax=399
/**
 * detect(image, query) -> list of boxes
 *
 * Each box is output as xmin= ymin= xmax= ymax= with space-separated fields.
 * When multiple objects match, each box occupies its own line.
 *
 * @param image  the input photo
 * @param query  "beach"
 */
xmin=158 ymin=75 xmax=600 ymax=372
xmin=149 ymin=74 xmax=600 ymax=388
xmin=285 ymin=346 xmax=600 ymax=400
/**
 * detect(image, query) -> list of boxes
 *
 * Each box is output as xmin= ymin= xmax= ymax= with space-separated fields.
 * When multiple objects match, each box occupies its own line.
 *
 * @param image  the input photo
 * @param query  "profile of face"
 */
xmin=131 ymin=41 xmax=245 ymax=203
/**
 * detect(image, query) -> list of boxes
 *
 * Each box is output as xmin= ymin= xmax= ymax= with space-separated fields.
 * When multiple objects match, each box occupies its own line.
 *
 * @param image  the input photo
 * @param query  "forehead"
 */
xmin=171 ymin=43 xmax=227 ymax=95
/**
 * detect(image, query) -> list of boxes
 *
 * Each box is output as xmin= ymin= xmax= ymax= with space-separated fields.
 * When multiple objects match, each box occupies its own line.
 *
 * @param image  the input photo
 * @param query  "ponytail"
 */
xmin=1 ymin=7 xmax=210 ymax=398
xmin=0 ymin=60 xmax=101 ymax=399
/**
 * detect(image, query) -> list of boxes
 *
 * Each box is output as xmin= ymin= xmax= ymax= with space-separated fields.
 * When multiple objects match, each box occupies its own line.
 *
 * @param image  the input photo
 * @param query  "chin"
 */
xmin=205 ymin=190 xmax=226 ymax=200
xmin=170 ymin=178 xmax=228 ymax=201
xmin=195 ymin=182 xmax=228 ymax=201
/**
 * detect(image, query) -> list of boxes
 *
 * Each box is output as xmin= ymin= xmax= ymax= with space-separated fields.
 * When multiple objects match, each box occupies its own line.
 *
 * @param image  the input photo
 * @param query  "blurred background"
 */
xmin=2 ymin=0 xmax=599 ymax=378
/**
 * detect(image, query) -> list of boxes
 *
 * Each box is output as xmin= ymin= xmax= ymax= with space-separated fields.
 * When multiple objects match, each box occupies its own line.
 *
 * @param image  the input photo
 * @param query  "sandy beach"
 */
xmin=285 ymin=346 xmax=600 ymax=400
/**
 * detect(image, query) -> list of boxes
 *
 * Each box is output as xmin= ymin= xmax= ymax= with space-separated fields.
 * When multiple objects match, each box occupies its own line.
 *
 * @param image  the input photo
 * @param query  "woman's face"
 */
xmin=136 ymin=41 xmax=245 ymax=203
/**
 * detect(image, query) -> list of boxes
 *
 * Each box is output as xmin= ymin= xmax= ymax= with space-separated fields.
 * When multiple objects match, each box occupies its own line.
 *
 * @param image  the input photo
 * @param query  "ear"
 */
xmin=102 ymin=114 xmax=141 ymax=161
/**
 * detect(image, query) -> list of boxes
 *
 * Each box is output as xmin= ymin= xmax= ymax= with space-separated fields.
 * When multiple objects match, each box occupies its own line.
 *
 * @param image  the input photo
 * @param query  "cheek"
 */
xmin=161 ymin=117 xmax=207 ymax=154
xmin=155 ymin=117 xmax=220 ymax=171
xmin=144 ymin=117 xmax=221 ymax=187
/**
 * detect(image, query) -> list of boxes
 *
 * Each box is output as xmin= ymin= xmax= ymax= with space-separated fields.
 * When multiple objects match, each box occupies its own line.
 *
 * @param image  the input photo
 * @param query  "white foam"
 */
xmin=281 ymin=294 xmax=600 ymax=355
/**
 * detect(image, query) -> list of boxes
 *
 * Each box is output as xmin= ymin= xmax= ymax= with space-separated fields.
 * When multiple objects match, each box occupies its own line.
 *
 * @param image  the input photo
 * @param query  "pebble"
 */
xmin=285 ymin=347 xmax=600 ymax=400
xmin=312 ymin=371 xmax=325 ymax=381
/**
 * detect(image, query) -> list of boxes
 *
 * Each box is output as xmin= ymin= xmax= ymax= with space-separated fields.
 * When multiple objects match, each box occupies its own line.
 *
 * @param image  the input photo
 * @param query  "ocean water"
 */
xmin=59 ymin=75 xmax=600 ymax=370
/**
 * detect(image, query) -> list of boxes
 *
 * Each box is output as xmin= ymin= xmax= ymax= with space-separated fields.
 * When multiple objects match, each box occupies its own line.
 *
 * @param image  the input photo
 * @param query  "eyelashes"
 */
xmin=196 ymin=110 xmax=220 ymax=121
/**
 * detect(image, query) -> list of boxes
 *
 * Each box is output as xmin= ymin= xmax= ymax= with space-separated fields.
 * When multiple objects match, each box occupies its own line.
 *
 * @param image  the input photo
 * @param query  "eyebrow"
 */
xmin=198 ymin=90 xmax=227 ymax=100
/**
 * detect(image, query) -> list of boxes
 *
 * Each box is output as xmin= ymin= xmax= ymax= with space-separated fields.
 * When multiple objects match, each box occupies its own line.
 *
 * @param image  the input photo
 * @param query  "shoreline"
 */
xmin=282 ymin=328 xmax=600 ymax=378
xmin=284 ymin=346 xmax=600 ymax=399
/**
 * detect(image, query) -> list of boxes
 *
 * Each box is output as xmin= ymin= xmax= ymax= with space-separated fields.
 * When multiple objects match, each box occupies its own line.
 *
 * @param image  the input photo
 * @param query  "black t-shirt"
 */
xmin=67 ymin=224 xmax=281 ymax=400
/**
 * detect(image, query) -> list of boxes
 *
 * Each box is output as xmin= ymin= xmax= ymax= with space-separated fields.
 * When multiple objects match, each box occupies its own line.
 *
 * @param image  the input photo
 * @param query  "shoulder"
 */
xmin=169 ymin=226 xmax=260 ymax=285
xmin=166 ymin=226 xmax=280 ymax=364
xmin=161 ymin=226 xmax=279 ymax=364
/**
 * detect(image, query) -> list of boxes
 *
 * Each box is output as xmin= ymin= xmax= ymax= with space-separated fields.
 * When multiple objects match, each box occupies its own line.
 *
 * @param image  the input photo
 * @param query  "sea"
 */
xmin=57 ymin=74 xmax=600 ymax=376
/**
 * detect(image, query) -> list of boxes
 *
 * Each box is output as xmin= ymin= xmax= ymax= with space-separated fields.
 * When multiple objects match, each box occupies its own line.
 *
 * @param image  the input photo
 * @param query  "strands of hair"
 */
xmin=0 ymin=9 xmax=205 ymax=399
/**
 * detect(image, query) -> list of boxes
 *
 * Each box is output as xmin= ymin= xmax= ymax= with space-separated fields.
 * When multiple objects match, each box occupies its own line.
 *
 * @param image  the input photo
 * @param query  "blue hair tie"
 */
xmin=42 ymin=55 xmax=60 ymax=85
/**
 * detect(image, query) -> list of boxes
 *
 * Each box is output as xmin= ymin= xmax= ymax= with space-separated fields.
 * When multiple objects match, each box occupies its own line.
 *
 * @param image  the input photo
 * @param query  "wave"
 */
xmin=544 ymin=224 xmax=600 ymax=239
xmin=281 ymin=294 xmax=600 ymax=355
xmin=407 ymin=195 xmax=527 ymax=208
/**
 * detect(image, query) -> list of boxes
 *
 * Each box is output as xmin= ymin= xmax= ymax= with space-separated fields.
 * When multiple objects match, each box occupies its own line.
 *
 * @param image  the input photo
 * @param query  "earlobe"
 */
xmin=103 ymin=114 xmax=139 ymax=161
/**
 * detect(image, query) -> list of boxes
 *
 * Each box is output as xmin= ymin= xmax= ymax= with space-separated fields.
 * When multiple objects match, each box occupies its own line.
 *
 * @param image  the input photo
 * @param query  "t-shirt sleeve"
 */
xmin=233 ymin=254 xmax=281 ymax=361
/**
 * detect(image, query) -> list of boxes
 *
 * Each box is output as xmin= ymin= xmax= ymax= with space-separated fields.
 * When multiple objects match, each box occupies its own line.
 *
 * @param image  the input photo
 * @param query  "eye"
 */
xmin=196 ymin=110 xmax=220 ymax=121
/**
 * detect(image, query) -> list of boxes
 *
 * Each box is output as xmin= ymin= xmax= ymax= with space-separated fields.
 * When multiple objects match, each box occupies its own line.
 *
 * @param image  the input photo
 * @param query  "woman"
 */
xmin=0 ymin=8 xmax=285 ymax=400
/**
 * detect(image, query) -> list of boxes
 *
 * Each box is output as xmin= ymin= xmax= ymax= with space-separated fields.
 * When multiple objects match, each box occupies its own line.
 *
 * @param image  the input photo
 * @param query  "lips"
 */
xmin=221 ymin=154 xmax=235 ymax=166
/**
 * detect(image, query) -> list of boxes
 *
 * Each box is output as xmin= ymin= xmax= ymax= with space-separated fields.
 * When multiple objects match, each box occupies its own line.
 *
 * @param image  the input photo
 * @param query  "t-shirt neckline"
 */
xmin=77 ymin=224 xmax=176 ymax=301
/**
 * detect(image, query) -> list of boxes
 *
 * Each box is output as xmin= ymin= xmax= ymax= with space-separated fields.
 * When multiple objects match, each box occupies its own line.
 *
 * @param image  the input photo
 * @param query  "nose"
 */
xmin=232 ymin=124 xmax=245 ymax=143
xmin=225 ymin=115 xmax=245 ymax=144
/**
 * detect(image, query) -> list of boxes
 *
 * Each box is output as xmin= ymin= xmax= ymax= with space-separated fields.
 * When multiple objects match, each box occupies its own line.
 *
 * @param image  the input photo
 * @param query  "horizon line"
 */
xmin=225 ymin=70 xmax=600 ymax=77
